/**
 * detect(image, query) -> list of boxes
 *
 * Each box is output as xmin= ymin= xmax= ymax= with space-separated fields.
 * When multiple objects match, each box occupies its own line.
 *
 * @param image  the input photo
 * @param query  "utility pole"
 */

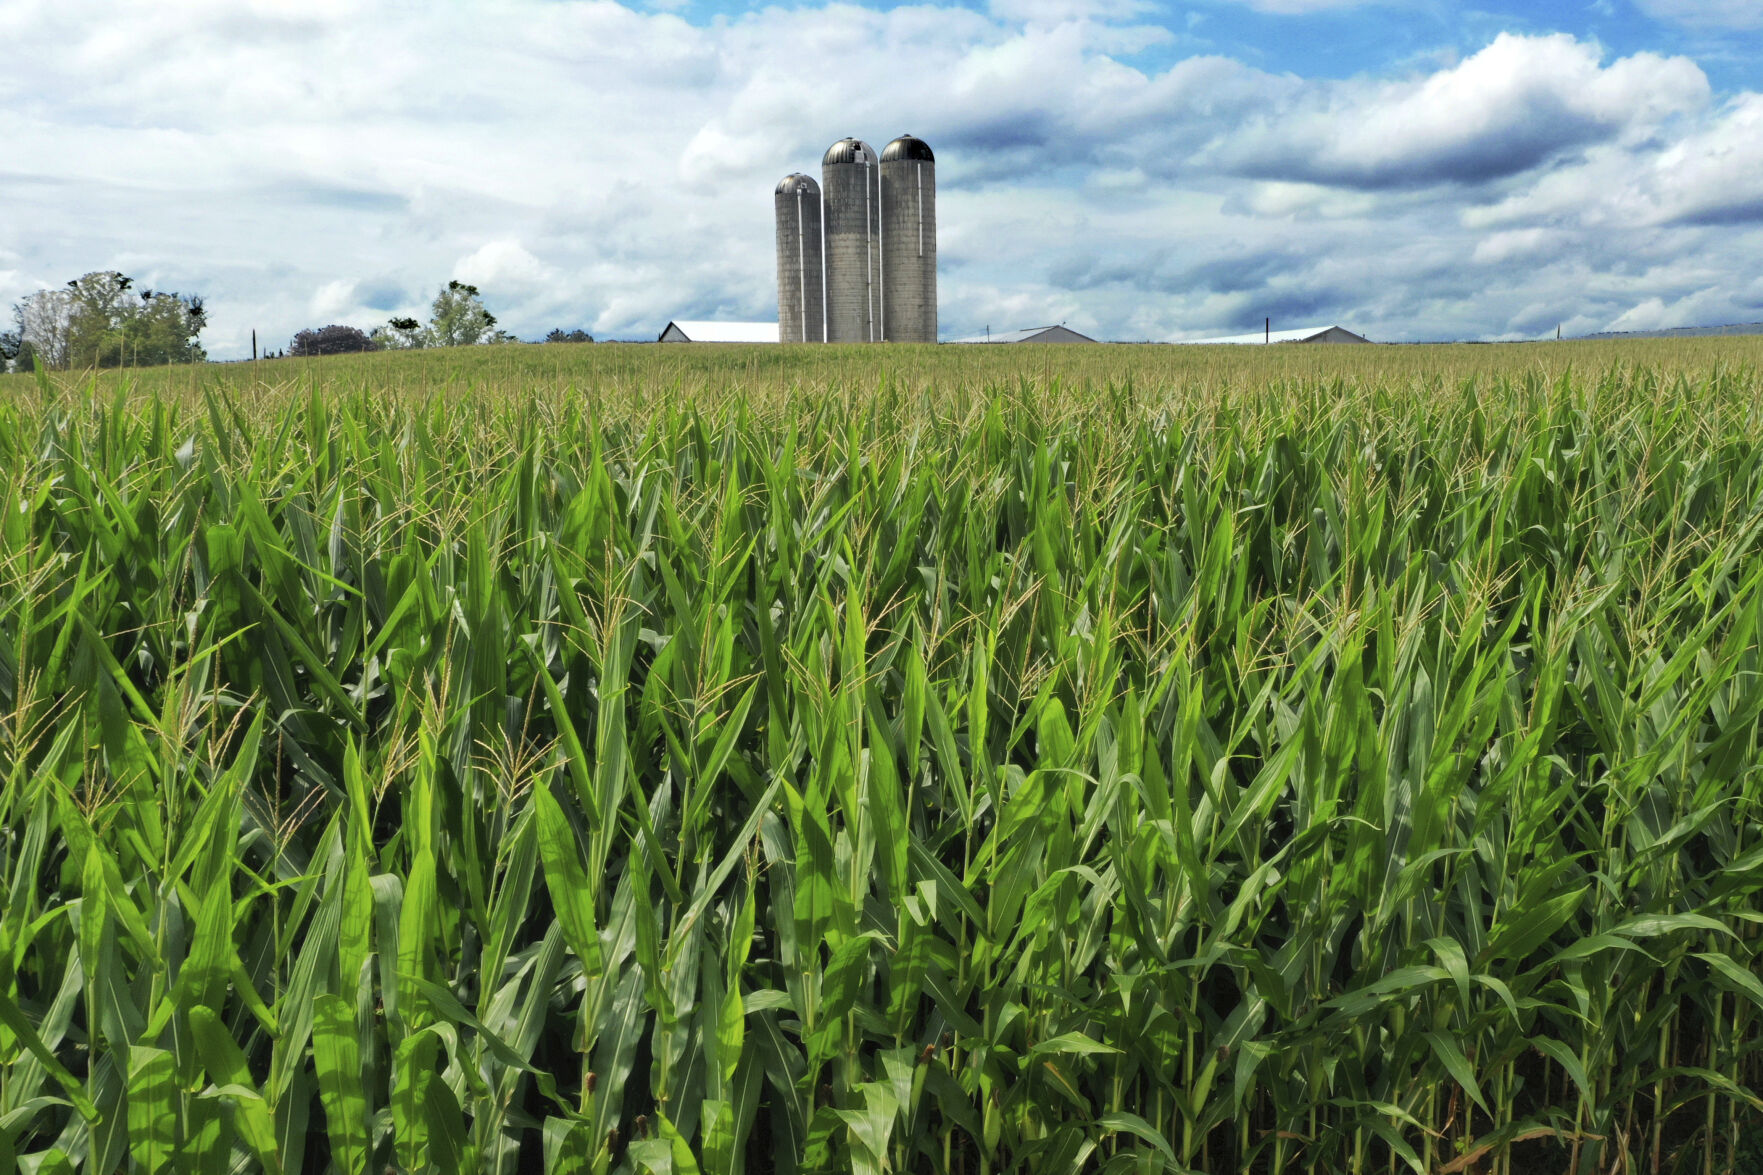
xmin=252 ymin=329 xmax=258 ymax=362
xmin=1265 ymin=317 xmax=1270 ymax=344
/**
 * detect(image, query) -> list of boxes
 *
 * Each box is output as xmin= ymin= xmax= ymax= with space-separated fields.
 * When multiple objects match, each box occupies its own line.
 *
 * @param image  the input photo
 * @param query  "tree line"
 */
xmin=317 ymin=282 xmax=591 ymax=354
xmin=3 ymin=271 xmax=206 ymax=371
xmin=2 ymin=274 xmax=594 ymax=371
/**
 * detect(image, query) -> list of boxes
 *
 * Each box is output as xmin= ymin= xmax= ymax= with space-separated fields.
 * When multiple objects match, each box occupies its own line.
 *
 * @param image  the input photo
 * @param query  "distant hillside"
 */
xmin=1580 ymin=322 xmax=1763 ymax=340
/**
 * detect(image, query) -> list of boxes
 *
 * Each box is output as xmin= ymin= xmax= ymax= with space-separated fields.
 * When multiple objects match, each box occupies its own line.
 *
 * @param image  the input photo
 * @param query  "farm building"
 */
xmin=950 ymin=325 xmax=1097 ymax=344
xmin=1177 ymin=325 xmax=1371 ymax=345
xmin=658 ymin=321 xmax=779 ymax=343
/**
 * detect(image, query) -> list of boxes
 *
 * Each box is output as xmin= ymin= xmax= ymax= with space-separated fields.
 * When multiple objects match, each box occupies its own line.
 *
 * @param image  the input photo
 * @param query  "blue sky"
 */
xmin=5 ymin=0 xmax=1763 ymax=352
xmin=677 ymin=0 xmax=1761 ymax=85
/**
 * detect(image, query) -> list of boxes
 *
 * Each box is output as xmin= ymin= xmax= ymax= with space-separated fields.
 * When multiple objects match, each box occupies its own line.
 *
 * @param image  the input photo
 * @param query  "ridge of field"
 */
xmin=2 ymin=342 xmax=1762 ymax=1174
xmin=10 ymin=333 xmax=1763 ymax=404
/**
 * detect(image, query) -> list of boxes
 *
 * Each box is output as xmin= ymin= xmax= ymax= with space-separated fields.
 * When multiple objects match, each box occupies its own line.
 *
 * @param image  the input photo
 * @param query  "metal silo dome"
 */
xmin=776 ymin=172 xmax=820 ymax=197
xmin=823 ymin=137 xmax=878 ymax=167
xmin=881 ymin=134 xmax=935 ymax=163
xmin=822 ymin=139 xmax=881 ymax=342
xmin=775 ymin=173 xmax=825 ymax=343
xmin=879 ymin=135 xmax=937 ymax=343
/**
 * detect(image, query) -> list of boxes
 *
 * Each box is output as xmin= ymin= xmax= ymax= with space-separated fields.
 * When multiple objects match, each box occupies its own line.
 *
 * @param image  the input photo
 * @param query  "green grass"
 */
xmin=2 ymin=342 xmax=1762 ymax=1174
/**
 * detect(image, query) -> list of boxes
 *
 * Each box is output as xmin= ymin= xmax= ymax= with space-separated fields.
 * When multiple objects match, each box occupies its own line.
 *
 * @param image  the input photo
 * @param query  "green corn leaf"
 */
xmin=1029 ymin=1032 xmax=1123 ymax=1059
xmin=701 ymin=1097 xmax=736 ymax=1175
xmin=1096 ymin=1111 xmax=1184 ymax=1171
xmin=835 ymin=1082 xmax=900 ymax=1175
xmin=125 ymin=1045 xmax=177 ymax=1175
xmin=520 ymin=638 xmax=603 ymax=831
xmin=187 ymin=1006 xmax=282 ymax=1173
xmin=312 ymin=993 xmax=369 ymax=1175
xmin=532 ymin=779 xmax=605 ymax=977
xmin=808 ymin=933 xmax=876 ymax=1061
xmin=0 ymin=990 xmax=99 ymax=1121
xmin=1481 ymin=887 xmax=1585 ymax=966
xmin=32 ymin=1149 xmax=74 ymax=1175
xmin=1531 ymin=1036 xmax=1594 ymax=1105
xmin=179 ymin=1098 xmax=230 ymax=1175
xmin=392 ymin=1029 xmax=440 ymax=1173
xmin=1694 ymin=951 xmax=1763 ymax=1009
xmin=396 ymin=847 xmax=438 ymax=1027
xmin=657 ymin=1112 xmax=703 ymax=1175
xmin=543 ymin=1116 xmax=594 ymax=1175
xmin=1423 ymin=1030 xmax=1488 ymax=1112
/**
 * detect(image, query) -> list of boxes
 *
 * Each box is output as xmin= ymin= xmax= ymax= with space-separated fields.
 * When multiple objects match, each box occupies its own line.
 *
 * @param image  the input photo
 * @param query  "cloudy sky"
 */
xmin=5 ymin=0 xmax=1762 ymax=353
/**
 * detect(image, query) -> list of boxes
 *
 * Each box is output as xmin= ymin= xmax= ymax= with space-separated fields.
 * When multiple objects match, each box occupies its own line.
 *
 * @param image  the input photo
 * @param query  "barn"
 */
xmin=950 ymin=325 xmax=1097 ymax=344
xmin=658 ymin=321 xmax=779 ymax=343
xmin=1177 ymin=325 xmax=1371 ymax=345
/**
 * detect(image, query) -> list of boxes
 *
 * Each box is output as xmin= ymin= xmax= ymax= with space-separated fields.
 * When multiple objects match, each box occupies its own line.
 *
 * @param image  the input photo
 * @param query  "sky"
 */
xmin=4 ymin=0 xmax=1763 ymax=354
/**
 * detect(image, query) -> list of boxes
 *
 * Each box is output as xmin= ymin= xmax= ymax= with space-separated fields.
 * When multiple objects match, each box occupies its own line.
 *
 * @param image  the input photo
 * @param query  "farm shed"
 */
xmin=950 ymin=325 xmax=1097 ymax=344
xmin=1177 ymin=325 xmax=1371 ymax=345
xmin=658 ymin=321 xmax=779 ymax=343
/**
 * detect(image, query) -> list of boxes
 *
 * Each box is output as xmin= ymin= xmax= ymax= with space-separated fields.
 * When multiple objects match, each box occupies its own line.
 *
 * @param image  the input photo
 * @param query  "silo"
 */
xmin=880 ymin=134 xmax=937 ymax=343
xmin=822 ymin=138 xmax=881 ymax=343
xmin=775 ymin=173 xmax=825 ymax=343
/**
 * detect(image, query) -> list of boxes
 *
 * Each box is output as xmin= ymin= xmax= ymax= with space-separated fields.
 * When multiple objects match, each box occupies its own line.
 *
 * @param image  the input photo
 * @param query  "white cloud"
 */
xmin=1646 ymin=94 xmax=1763 ymax=224
xmin=1211 ymin=33 xmax=1707 ymax=188
xmin=1464 ymin=93 xmax=1763 ymax=231
xmin=1 ymin=2 xmax=1761 ymax=352
xmin=1603 ymin=283 xmax=1755 ymax=332
xmin=1241 ymin=181 xmax=1377 ymax=219
xmin=1472 ymin=228 xmax=1557 ymax=266
xmin=1606 ymin=297 xmax=1673 ymax=331
xmin=309 ymin=279 xmax=359 ymax=321
xmin=454 ymin=240 xmax=554 ymax=294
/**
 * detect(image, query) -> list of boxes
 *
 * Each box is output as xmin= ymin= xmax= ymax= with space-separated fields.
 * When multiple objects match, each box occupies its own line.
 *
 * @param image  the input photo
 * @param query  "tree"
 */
xmin=13 ymin=272 xmax=206 ymax=369
xmin=371 ymin=282 xmax=514 ymax=349
xmin=63 ymin=271 xmax=136 ymax=366
xmin=371 ymin=316 xmax=425 ymax=350
xmin=289 ymin=324 xmax=377 ymax=357
xmin=16 ymin=288 xmax=76 ymax=369
xmin=118 ymin=287 xmax=207 ymax=367
xmin=428 ymin=281 xmax=500 ymax=347
xmin=545 ymin=328 xmax=593 ymax=343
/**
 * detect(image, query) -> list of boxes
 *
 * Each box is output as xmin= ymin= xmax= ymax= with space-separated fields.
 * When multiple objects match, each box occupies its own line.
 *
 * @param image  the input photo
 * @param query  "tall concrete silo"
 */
xmin=775 ymin=173 xmax=825 ymax=343
xmin=880 ymin=134 xmax=937 ymax=343
xmin=822 ymin=138 xmax=881 ymax=343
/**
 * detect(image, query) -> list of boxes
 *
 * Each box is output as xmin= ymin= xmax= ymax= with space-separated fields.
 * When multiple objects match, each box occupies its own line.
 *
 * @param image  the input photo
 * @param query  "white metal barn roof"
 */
xmin=950 ymin=325 xmax=1098 ymax=344
xmin=1176 ymin=325 xmax=1371 ymax=345
xmin=658 ymin=321 xmax=780 ymax=343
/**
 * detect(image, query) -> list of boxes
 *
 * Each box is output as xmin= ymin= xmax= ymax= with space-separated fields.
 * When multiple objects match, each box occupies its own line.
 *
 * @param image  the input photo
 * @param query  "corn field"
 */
xmin=2 ymin=347 xmax=1763 ymax=1174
